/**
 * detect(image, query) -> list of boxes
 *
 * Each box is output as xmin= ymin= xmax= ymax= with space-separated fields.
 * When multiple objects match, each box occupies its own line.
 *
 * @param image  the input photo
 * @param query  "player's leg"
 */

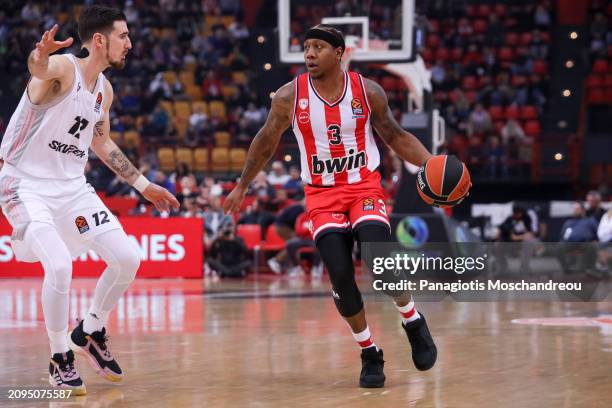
xmin=353 ymin=221 xmax=437 ymax=371
xmin=314 ymin=227 xmax=385 ymax=388
xmin=69 ymin=228 xmax=139 ymax=382
xmin=25 ymin=222 xmax=86 ymax=394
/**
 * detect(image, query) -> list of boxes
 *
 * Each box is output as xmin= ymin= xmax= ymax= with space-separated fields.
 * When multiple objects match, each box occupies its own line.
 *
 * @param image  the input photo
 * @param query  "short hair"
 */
xmin=586 ymin=190 xmax=601 ymax=200
xmin=78 ymin=5 xmax=127 ymax=43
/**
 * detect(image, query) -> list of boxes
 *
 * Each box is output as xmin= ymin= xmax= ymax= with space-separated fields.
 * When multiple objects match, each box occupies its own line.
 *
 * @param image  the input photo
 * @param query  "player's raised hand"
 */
xmin=142 ymin=183 xmax=180 ymax=213
xmin=34 ymin=24 xmax=73 ymax=58
xmin=222 ymin=186 xmax=247 ymax=214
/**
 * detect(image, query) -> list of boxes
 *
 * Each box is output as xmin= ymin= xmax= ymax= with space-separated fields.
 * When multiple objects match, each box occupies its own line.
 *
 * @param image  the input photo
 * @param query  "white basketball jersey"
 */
xmin=0 ymin=54 xmax=106 ymax=180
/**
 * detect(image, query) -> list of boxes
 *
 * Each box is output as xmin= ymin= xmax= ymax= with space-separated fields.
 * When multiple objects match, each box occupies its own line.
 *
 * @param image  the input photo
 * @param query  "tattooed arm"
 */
xmin=222 ymin=81 xmax=294 ymax=213
xmin=364 ymin=78 xmax=432 ymax=167
xmin=91 ymin=79 xmax=179 ymax=212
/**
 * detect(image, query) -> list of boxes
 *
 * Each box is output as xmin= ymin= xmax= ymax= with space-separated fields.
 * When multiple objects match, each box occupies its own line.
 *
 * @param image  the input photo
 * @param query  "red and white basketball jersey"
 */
xmin=291 ymin=71 xmax=380 ymax=187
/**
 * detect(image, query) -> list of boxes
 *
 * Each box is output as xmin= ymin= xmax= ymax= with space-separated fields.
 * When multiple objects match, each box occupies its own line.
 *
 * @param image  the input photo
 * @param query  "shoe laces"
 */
xmin=58 ymin=358 xmax=78 ymax=380
xmin=91 ymin=328 xmax=113 ymax=359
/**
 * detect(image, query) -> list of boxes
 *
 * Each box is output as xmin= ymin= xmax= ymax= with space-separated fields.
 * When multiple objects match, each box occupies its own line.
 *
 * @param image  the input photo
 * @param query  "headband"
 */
xmin=304 ymin=27 xmax=345 ymax=50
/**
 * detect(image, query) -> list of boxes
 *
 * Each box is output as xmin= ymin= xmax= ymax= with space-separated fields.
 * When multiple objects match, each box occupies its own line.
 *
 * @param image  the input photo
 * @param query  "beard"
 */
xmin=106 ymin=41 xmax=127 ymax=70
xmin=109 ymin=58 xmax=126 ymax=70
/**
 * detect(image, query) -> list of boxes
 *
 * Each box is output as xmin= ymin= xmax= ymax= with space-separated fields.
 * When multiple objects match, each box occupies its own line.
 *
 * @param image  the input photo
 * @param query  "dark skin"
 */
xmin=223 ymin=37 xmax=430 ymax=332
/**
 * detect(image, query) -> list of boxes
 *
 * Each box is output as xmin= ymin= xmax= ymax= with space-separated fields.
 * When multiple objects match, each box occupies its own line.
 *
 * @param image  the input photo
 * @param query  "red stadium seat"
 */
xmin=426 ymin=34 xmax=440 ymax=49
xmin=504 ymin=33 xmax=519 ymax=46
xmin=605 ymin=74 xmax=612 ymax=87
xmin=520 ymin=106 xmax=538 ymax=120
xmin=505 ymin=105 xmax=520 ymax=120
xmin=450 ymin=47 xmax=463 ymax=62
xmin=524 ymin=120 xmax=541 ymax=137
xmin=588 ymin=88 xmax=607 ymax=104
xmin=494 ymin=121 xmax=504 ymax=134
xmin=462 ymin=76 xmax=477 ymax=90
xmin=489 ymin=106 xmax=504 ymax=121
xmin=606 ymin=88 xmax=612 ymax=103
xmin=498 ymin=47 xmax=513 ymax=61
xmin=435 ymin=47 xmax=450 ymax=61
xmin=519 ymin=32 xmax=533 ymax=46
xmin=477 ymin=4 xmax=491 ymax=17
xmin=465 ymin=91 xmax=477 ymax=104
xmin=428 ymin=20 xmax=440 ymax=33
xmin=511 ymin=75 xmax=527 ymax=87
xmin=261 ymin=225 xmax=285 ymax=251
xmin=420 ymin=48 xmax=432 ymax=62
xmin=473 ymin=20 xmax=487 ymax=34
xmin=533 ymin=60 xmax=548 ymax=75
xmin=586 ymin=75 xmax=604 ymax=88
xmin=236 ymin=224 xmax=262 ymax=251
xmin=494 ymin=4 xmax=507 ymax=16
xmin=466 ymin=5 xmax=477 ymax=17
xmin=593 ymin=59 xmax=608 ymax=74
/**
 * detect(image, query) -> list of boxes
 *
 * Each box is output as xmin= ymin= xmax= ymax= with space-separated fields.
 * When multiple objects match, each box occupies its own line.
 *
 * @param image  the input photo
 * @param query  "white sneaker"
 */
xmin=268 ymin=258 xmax=282 ymax=274
xmin=287 ymin=266 xmax=304 ymax=277
xmin=311 ymin=263 xmax=324 ymax=278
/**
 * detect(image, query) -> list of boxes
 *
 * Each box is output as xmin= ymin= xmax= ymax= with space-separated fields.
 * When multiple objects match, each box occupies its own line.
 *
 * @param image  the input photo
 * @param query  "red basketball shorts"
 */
xmin=304 ymin=172 xmax=390 ymax=242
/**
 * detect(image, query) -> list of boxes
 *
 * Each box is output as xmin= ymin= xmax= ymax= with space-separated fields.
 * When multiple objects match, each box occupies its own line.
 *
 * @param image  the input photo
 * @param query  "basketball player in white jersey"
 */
xmin=0 ymin=6 xmax=179 ymax=394
xmin=224 ymin=25 xmax=437 ymax=388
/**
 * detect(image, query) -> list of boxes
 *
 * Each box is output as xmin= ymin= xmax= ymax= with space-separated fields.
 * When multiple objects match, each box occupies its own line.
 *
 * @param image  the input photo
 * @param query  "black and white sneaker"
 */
xmin=69 ymin=319 xmax=123 ymax=382
xmin=48 ymin=350 xmax=86 ymax=395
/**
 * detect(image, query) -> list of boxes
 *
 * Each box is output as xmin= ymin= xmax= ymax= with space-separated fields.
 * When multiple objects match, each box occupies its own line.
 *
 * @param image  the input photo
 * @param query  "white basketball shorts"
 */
xmin=0 ymin=164 xmax=122 ymax=262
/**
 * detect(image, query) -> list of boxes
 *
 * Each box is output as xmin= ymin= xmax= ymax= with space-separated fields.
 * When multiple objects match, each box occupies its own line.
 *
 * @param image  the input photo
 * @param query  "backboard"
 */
xmin=278 ymin=0 xmax=415 ymax=64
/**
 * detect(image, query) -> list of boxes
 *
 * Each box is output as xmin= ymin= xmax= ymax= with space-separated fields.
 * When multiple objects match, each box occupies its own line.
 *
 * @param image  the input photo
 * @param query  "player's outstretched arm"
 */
xmin=91 ymin=80 xmax=179 ymax=213
xmin=222 ymin=82 xmax=294 ymax=214
xmin=365 ymin=78 xmax=433 ymax=167
xmin=28 ymin=24 xmax=73 ymax=81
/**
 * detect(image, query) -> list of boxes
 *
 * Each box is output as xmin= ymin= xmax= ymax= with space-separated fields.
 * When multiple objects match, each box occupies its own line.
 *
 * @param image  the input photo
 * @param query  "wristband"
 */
xmin=132 ymin=175 xmax=151 ymax=193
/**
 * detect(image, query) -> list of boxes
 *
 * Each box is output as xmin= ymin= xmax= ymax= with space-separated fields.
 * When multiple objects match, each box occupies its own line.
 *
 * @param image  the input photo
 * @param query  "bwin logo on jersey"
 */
xmin=311 ymin=149 xmax=366 ymax=175
xmin=48 ymin=140 xmax=86 ymax=158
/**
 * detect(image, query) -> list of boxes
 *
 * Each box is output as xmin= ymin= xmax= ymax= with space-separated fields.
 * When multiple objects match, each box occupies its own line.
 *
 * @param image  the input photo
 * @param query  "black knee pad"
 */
xmin=316 ymin=232 xmax=364 ymax=317
xmin=355 ymin=221 xmax=409 ymax=298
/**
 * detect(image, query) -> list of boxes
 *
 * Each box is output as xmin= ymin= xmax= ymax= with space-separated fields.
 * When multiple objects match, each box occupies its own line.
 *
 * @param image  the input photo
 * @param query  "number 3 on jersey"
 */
xmin=327 ymin=124 xmax=341 ymax=145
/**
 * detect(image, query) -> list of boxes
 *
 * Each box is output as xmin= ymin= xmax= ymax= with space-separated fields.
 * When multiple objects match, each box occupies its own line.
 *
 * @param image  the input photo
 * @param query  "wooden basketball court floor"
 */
xmin=0 ymin=276 xmax=610 ymax=407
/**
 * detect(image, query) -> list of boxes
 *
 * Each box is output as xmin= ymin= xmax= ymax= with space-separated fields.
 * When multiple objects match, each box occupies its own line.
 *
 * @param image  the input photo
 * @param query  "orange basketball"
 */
xmin=416 ymin=155 xmax=471 ymax=208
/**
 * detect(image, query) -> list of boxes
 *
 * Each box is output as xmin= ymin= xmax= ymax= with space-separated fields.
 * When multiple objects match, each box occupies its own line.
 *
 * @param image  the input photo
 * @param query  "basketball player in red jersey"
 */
xmin=224 ymin=25 xmax=436 ymax=388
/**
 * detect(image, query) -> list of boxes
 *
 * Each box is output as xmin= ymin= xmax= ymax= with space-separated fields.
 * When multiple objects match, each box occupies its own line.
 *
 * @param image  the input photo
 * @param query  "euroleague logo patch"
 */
xmin=94 ymin=92 xmax=103 ymax=113
xmin=299 ymin=98 xmax=309 ymax=110
xmin=75 ymin=216 xmax=90 ymax=234
xmin=351 ymin=98 xmax=364 ymax=118
xmin=363 ymin=198 xmax=374 ymax=211
xmin=298 ymin=111 xmax=310 ymax=124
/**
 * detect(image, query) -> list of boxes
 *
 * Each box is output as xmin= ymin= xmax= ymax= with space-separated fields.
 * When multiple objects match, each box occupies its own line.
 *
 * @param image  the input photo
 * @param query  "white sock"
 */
xmin=48 ymin=328 xmax=69 ymax=355
xmin=352 ymin=326 xmax=378 ymax=350
xmin=395 ymin=298 xmax=421 ymax=324
xmin=83 ymin=309 xmax=110 ymax=334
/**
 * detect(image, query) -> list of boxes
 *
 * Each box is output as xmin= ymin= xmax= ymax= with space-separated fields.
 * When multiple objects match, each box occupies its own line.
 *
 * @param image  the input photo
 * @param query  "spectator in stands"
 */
xmin=249 ymin=171 xmax=275 ymax=199
xmin=484 ymin=135 xmax=508 ymax=178
xmin=586 ymin=191 xmax=606 ymax=222
xmin=243 ymin=102 xmax=266 ymax=131
xmin=430 ymin=61 xmax=446 ymax=85
xmin=150 ymin=105 xmax=170 ymax=136
xmin=201 ymin=70 xmax=223 ymax=101
xmin=207 ymin=224 xmax=251 ymax=278
xmin=494 ymin=204 xmax=539 ymax=273
xmin=267 ymin=161 xmax=290 ymax=186
xmin=187 ymin=104 xmax=209 ymax=145
xmin=181 ymin=196 xmax=203 ymax=218
xmin=598 ymin=208 xmax=612 ymax=243
xmin=534 ymin=2 xmax=552 ymax=28
xmin=283 ymin=166 xmax=304 ymax=196
xmin=501 ymin=120 xmax=527 ymax=145
xmin=203 ymin=195 xmax=234 ymax=247
xmin=558 ymin=202 xmax=599 ymax=273
xmin=149 ymin=72 xmax=172 ymax=100
xmin=467 ymin=104 xmax=493 ymax=137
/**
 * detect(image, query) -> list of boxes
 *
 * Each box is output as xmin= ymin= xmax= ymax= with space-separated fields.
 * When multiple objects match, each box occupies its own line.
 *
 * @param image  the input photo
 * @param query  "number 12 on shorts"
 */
xmin=92 ymin=210 xmax=110 ymax=226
